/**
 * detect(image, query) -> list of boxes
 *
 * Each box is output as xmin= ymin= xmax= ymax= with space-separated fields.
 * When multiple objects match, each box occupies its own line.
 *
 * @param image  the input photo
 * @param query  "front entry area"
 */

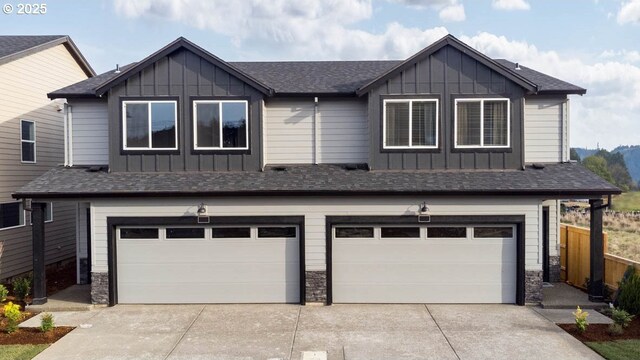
xmin=331 ymin=222 xmax=518 ymax=304
xmin=115 ymin=223 xmax=301 ymax=304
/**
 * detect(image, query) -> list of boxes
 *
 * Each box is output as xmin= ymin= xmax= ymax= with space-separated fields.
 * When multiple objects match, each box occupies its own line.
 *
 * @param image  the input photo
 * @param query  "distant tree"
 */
xmin=609 ymin=163 xmax=636 ymax=191
xmin=570 ymin=148 xmax=581 ymax=162
xmin=583 ymin=156 xmax=615 ymax=183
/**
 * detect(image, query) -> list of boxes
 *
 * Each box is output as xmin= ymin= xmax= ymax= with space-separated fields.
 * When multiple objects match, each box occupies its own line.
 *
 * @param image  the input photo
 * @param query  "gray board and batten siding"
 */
xmin=107 ymin=48 xmax=265 ymax=172
xmin=368 ymin=45 xmax=526 ymax=171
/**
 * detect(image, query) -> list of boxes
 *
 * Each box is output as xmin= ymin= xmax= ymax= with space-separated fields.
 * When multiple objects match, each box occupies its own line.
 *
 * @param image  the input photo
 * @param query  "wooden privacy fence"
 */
xmin=560 ymin=224 xmax=640 ymax=290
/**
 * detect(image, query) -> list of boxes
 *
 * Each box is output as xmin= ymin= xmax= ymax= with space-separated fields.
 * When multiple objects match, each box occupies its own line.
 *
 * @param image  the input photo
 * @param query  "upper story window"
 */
xmin=0 ymin=202 xmax=24 ymax=231
xmin=21 ymin=120 xmax=36 ymax=163
xmin=122 ymin=100 xmax=178 ymax=150
xmin=383 ymin=99 xmax=438 ymax=149
xmin=455 ymin=98 xmax=510 ymax=148
xmin=193 ymin=100 xmax=248 ymax=150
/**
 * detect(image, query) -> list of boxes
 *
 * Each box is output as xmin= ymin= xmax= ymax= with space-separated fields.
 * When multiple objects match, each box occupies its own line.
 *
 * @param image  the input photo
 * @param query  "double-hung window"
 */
xmin=122 ymin=100 xmax=178 ymax=150
xmin=455 ymin=98 xmax=510 ymax=148
xmin=0 ymin=202 xmax=24 ymax=230
xmin=383 ymin=99 xmax=438 ymax=149
xmin=193 ymin=100 xmax=249 ymax=150
xmin=21 ymin=120 xmax=36 ymax=163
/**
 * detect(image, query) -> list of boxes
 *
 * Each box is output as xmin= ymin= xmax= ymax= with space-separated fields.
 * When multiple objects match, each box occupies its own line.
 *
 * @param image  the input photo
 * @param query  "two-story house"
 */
xmin=0 ymin=36 xmax=94 ymax=283
xmin=14 ymin=35 xmax=619 ymax=306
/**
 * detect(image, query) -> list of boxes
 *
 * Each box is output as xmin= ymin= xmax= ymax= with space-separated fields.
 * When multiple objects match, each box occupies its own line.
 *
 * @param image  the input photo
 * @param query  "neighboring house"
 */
xmin=0 ymin=36 xmax=94 ymax=282
xmin=14 ymin=35 xmax=618 ymax=306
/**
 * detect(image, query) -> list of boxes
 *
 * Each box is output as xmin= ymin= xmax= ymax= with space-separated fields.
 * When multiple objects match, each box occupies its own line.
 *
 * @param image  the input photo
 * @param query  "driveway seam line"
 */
xmin=164 ymin=305 xmax=206 ymax=360
xmin=288 ymin=306 xmax=302 ymax=360
xmin=424 ymin=305 xmax=461 ymax=360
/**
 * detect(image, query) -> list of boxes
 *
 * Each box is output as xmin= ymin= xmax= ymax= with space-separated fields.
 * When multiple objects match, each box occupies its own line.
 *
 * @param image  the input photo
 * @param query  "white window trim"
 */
xmin=0 ymin=201 xmax=25 ymax=231
xmin=122 ymin=100 xmax=178 ymax=151
xmin=193 ymin=100 xmax=250 ymax=150
xmin=454 ymin=98 xmax=510 ymax=149
xmin=382 ymin=98 xmax=439 ymax=149
xmin=20 ymin=119 xmax=36 ymax=163
xmin=30 ymin=202 xmax=53 ymax=225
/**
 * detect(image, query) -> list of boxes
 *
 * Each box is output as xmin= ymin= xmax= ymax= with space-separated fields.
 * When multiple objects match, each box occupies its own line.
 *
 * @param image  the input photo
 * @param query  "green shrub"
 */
xmin=3 ymin=302 xmax=22 ymax=333
xmin=617 ymin=270 xmax=640 ymax=315
xmin=11 ymin=276 xmax=31 ymax=302
xmin=40 ymin=312 xmax=54 ymax=333
xmin=573 ymin=306 xmax=589 ymax=333
xmin=608 ymin=323 xmax=624 ymax=336
xmin=0 ymin=284 xmax=8 ymax=302
xmin=611 ymin=307 xmax=635 ymax=328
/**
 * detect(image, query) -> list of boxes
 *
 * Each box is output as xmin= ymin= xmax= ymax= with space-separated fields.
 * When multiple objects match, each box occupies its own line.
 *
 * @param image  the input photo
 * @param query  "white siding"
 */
xmin=70 ymin=100 xmax=109 ymax=165
xmin=524 ymin=96 xmax=567 ymax=163
xmin=543 ymin=199 xmax=559 ymax=257
xmin=89 ymin=196 xmax=544 ymax=273
xmin=264 ymin=99 xmax=368 ymax=165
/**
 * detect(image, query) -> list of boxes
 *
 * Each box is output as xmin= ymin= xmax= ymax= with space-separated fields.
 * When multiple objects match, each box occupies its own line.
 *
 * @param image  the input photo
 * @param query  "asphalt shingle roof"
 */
xmin=495 ymin=59 xmax=586 ymax=94
xmin=50 ymin=63 xmax=137 ymax=97
xmin=0 ymin=35 xmax=65 ymax=59
xmin=13 ymin=163 xmax=619 ymax=199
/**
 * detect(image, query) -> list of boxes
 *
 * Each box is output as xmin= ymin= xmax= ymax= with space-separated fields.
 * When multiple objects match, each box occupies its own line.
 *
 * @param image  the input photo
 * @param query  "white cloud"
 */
xmin=389 ymin=0 xmax=465 ymax=22
xmin=492 ymin=0 xmax=530 ymax=11
xmin=617 ymin=0 xmax=640 ymax=24
xmin=439 ymin=4 xmax=466 ymax=22
xmin=600 ymin=49 xmax=640 ymax=63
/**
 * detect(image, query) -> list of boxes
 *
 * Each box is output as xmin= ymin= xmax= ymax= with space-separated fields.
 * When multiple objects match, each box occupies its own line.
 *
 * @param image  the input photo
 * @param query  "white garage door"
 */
xmin=117 ymin=225 xmax=300 ymax=304
xmin=332 ymin=225 xmax=516 ymax=303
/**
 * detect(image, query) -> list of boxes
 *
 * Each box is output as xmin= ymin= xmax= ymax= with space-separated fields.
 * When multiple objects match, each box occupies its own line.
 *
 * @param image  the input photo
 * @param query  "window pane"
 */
xmin=385 ymin=102 xmax=410 ymax=146
xmin=196 ymin=103 xmax=220 ymax=148
xmin=483 ymin=101 xmax=508 ymax=146
xmin=120 ymin=228 xmax=158 ymax=239
xmin=21 ymin=121 xmax=34 ymax=141
xmin=0 ymin=202 xmax=23 ymax=229
xmin=212 ymin=227 xmax=251 ymax=238
xmin=151 ymin=102 xmax=176 ymax=148
xmin=474 ymin=227 xmax=513 ymax=238
xmin=125 ymin=103 xmax=149 ymax=148
xmin=412 ymin=101 xmax=437 ymax=146
xmin=222 ymin=102 xmax=247 ymax=148
xmin=335 ymin=227 xmax=374 ymax=238
xmin=258 ymin=227 xmax=296 ymax=238
xmin=166 ymin=228 xmax=205 ymax=239
xmin=456 ymin=101 xmax=481 ymax=146
xmin=21 ymin=142 xmax=35 ymax=162
xmin=380 ymin=227 xmax=420 ymax=238
xmin=45 ymin=203 xmax=52 ymax=222
xmin=427 ymin=227 xmax=467 ymax=238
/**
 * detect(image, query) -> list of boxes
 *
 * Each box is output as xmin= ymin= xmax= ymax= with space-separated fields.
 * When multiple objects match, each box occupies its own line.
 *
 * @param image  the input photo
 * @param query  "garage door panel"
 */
xmin=332 ymin=283 xmax=516 ymax=303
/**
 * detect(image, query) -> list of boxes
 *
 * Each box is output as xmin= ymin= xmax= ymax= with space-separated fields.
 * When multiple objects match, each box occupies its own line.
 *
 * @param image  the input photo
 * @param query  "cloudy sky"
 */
xmin=2 ymin=0 xmax=639 ymax=149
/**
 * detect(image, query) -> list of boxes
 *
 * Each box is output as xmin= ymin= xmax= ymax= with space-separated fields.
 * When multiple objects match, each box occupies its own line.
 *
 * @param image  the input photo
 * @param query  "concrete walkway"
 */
xmin=27 ymin=285 xmax=96 ymax=312
xmin=541 ymin=283 xmax=608 ymax=309
xmin=27 ymin=304 xmax=602 ymax=360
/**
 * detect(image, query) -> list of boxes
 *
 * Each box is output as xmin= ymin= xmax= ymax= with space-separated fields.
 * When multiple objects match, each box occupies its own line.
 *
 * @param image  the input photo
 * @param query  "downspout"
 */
xmin=68 ymin=104 xmax=74 ymax=167
xmin=63 ymin=103 xmax=69 ymax=166
xmin=560 ymin=98 xmax=569 ymax=162
xmin=313 ymin=97 xmax=319 ymax=165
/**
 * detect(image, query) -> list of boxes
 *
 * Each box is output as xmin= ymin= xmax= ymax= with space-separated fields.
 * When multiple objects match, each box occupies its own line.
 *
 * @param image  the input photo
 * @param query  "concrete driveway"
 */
xmin=27 ymin=304 xmax=601 ymax=360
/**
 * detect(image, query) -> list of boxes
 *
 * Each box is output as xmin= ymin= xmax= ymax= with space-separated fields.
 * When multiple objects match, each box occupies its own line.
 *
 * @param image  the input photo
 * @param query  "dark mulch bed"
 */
xmin=0 ymin=327 xmax=73 ymax=345
xmin=559 ymin=317 xmax=640 ymax=342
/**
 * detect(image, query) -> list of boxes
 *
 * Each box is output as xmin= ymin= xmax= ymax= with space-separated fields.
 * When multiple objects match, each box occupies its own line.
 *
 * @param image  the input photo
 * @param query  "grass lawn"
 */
xmin=586 ymin=339 xmax=640 ymax=360
xmin=613 ymin=192 xmax=640 ymax=212
xmin=0 ymin=344 xmax=49 ymax=360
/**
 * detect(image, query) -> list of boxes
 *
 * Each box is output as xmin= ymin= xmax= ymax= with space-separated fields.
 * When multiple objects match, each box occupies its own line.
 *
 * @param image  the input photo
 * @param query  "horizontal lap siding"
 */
xmin=524 ymin=96 xmax=565 ymax=163
xmin=0 ymin=44 xmax=88 ymax=278
xmin=265 ymin=100 xmax=314 ymax=164
xmin=71 ymin=100 xmax=109 ymax=165
xmin=318 ymin=100 xmax=368 ymax=164
xmin=90 ymin=196 xmax=543 ymax=273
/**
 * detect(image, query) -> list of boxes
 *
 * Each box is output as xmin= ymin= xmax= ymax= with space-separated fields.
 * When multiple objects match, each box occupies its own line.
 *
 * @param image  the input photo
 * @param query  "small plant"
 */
xmin=0 ymin=284 xmax=8 ymax=302
xmin=573 ymin=306 xmax=589 ymax=333
xmin=608 ymin=323 xmax=624 ymax=336
xmin=611 ymin=307 xmax=634 ymax=328
xmin=3 ymin=302 xmax=22 ymax=333
xmin=11 ymin=276 xmax=31 ymax=302
xmin=617 ymin=269 xmax=640 ymax=315
xmin=40 ymin=312 xmax=55 ymax=333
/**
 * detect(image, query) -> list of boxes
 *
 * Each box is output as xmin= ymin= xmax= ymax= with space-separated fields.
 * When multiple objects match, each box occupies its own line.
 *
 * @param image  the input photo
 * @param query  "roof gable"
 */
xmin=94 ymin=37 xmax=273 ymax=96
xmin=356 ymin=34 xmax=537 ymax=96
xmin=0 ymin=35 xmax=95 ymax=77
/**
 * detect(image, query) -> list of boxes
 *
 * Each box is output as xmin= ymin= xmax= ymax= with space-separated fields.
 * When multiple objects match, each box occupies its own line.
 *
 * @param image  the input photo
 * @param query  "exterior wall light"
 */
xmin=197 ymin=203 xmax=210 ymax=224
xmin=419 ymin=201 xmax=431 ymax=223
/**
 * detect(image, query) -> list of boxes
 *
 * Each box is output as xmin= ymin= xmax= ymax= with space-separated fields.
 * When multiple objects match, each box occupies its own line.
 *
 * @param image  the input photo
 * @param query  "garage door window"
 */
xmin=474 ymin=227 xmax=513 ymax=238
xmin=258 ymin=227 xmax=296 ymax=238
xmin=427 ymin=227 xmax=467 ymax=238
xmin=120 ymin=228 xmax=159 ymax=239
xmin=380 ymin=227 xmax=420 ymax=238
xmin=335 ymin=227 xmax=374 ymax=238
xmin=166 ymin=228 xmax=205 ymax=239
xmin=212 ymin=227 xmax=251 ymax=238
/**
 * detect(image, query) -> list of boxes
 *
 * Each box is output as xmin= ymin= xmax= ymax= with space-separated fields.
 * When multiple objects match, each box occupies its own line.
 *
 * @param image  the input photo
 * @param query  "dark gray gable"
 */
xmin=94 ymin=37 xmax=273 ymax=96
xmin=356 ymin=34 xmax=537 ymax=96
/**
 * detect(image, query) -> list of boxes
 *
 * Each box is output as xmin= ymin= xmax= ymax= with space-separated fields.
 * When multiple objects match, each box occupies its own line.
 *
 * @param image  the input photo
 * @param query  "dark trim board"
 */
xmin=106 ymin=215 xmax=306 ymax=306
xmin=325 ymin=215 xmax=526 ymax=305
xmin=542 ymin=206 xmax=550 ymax=283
